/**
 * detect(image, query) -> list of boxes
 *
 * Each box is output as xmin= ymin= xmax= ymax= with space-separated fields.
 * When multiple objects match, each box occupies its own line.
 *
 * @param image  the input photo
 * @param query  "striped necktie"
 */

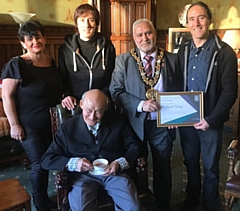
xmin=89 ymin=125 xmax=99 ymax=144
xmin=89 ymin=126 xmax=98 ymax=137
xmin=144 ymin=55 xmax=153 ymax=78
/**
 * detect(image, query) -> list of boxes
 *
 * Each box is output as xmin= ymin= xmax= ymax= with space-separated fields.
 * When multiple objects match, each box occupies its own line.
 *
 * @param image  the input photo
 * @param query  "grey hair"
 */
xmin=132 ymin=19 xmax=155 ymax=32
xmin=81 ymin=91 xmax=87 ymax=100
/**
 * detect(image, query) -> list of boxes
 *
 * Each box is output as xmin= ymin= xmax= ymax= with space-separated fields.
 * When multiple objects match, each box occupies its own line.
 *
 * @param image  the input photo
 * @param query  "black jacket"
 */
xmin=58 ymin=32 xmax=116 ymax=100
xmin=178 ymin=34 xmax=238 ymax=128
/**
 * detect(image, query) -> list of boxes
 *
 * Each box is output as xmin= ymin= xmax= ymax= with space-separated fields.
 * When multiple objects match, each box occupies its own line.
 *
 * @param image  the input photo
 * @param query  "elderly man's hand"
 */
xmin=102 ymin=161 xmax=120 ymax=176
xmin=76 ymin=158 xmax=93 ymax=172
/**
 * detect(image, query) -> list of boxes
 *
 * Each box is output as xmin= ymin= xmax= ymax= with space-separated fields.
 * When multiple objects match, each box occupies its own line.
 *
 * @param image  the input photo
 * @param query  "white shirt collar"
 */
xmin=87 ymin=123 xmax=100 ymax=132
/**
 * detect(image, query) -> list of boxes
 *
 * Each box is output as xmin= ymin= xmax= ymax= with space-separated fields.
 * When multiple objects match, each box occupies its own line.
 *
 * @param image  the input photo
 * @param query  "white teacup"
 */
xmin=92 ymin=158 xmax=108 ymax=173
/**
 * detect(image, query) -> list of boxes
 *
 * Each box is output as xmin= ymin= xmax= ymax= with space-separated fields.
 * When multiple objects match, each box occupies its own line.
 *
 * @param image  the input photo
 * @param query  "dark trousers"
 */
xmin=143 ymin=121 xmax=174 ymax=210
xmin=179 ymin=126 xmax=222 ymax=211
xmin=21 ymin=127 xmax=52 ymax=211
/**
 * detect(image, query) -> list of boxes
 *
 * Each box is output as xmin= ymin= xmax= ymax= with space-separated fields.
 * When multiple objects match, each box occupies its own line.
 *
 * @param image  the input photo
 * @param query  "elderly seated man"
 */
xmin=41 ymin=89 xmax=142 ymax=211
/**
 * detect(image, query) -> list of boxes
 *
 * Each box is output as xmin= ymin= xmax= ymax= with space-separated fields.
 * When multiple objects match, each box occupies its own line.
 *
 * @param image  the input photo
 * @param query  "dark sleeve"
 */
xmin=58 ymin=44 xmax=73 ymax=98
xmin=1 ymin=57 xmax=21 ymax=80
xmin=122 ymin=126 xmax=140 ymax=168
xmin=164 ymin=51 xmax=183 ymax=92
xmin=118 ymin=114 xmax=140 ymax=168
xmin=41 ymin=124 xmax=71 ymax=171
xmin=205 ymin=46 xmax=238 ymax=127
xmin=110 ymin=54 xmax=143 ymax=115
xmin=102 ymin=40 xmax=116 ymax=99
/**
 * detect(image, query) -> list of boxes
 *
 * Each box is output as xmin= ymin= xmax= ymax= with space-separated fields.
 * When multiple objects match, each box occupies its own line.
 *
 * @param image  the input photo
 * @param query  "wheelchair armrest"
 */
xmin=49 ymin=104 xmax=82 ymax=140
xmin=56 ymin=104 xmax=82 ymax=124
xmin=136 ymin=157 xmax=147 ymax=174
xmin=136 ymin=157 xmax=148 ymax=188
xmin=54 ymin=171 xmax=70 ymax=209
xmin=227 ymin=139 xmax=240 ymax=178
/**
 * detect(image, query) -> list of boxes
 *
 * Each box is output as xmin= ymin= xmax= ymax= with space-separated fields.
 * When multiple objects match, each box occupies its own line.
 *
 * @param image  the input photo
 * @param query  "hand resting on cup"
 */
xmin=76 ymin=158 xmax=93 ymax=172
xmin=76 ymin=158 xmax=120 ymax=175
xmin=102 ymin=161 xmax=120 ymax=176
xmin=92 ymin=158 xmax=119 ymax=176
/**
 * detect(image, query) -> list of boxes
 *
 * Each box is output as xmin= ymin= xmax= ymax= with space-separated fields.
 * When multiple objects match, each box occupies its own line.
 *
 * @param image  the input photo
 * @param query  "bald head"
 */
xmin=80 ymin=89 xmax=108 ymax=126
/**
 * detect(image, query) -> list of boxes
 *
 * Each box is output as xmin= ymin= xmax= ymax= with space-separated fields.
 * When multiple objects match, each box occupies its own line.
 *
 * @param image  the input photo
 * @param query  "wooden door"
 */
xmin=98 ymin=0 xmax=153 ymax=55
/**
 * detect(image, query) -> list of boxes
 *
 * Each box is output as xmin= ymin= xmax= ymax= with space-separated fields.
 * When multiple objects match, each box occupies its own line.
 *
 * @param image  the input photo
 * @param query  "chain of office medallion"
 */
xmin=130 ymin=47 xmax=164 ymax=88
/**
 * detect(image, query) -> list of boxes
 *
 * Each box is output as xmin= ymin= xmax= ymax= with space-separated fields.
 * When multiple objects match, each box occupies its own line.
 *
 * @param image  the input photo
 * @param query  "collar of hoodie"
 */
xmin=73 ymin=45 xmax=106 ymax=72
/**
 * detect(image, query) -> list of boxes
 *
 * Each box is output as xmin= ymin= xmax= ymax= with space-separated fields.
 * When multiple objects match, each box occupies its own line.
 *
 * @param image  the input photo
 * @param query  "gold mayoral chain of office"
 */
xmin=130 ymin=47 xmax=164 ymax=100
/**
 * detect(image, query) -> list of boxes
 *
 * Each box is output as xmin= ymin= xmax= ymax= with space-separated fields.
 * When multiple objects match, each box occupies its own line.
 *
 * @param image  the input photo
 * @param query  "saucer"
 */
xmin=89 ymin=164 xmax=108 ymax=175
xmin=89 ymin=170 xmax=105 ymax=175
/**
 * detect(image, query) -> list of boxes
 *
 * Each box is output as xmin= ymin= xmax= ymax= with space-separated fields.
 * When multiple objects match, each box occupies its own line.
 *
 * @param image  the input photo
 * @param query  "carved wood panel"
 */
xmin=100 ymin=0 xmax=152 ymax=55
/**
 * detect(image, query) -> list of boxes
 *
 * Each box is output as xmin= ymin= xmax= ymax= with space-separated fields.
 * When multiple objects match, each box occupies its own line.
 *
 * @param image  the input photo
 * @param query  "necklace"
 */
xmin=130 ymin=47 xmax=164 ymax=100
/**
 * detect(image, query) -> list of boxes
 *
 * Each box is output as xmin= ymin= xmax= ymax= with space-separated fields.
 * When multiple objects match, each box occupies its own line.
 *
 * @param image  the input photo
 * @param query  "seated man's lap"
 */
xmin=68 ymin=173 xmax=140 ymax=210
xmin=103 ymin=174 xmax=140 ymax=210
xmin=68 ymin=174 xmax=100 ymax=210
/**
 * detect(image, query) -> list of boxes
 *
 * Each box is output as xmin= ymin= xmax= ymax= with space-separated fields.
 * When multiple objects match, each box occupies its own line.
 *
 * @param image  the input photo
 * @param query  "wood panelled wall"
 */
xmin=0 ymin=24 xmax=226 ymax=72
xmin=0 ymin=24 xmax=75 ymax=73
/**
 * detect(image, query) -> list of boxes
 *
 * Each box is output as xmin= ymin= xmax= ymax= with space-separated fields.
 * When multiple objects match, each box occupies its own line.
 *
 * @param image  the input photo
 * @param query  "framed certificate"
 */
xmin=157 ymin=91 xmax=204 ymax=127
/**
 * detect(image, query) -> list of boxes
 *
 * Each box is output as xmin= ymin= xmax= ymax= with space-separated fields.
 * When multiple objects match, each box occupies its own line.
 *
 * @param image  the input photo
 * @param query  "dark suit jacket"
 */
xmin=41 ymin=111 xmax=140 ymax=175
xmin=110 ymin=48 xmax=182 ymax=140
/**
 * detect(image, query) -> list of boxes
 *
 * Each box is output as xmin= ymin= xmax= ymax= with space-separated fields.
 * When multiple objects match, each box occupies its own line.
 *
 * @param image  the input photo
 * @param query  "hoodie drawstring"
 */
xmin=73 ymin=52 xmax=77 ymax=72
xmin=102 ymin=48 xmax=105 ymax=70
xmin=73 ymin=46 xmax=106 ymax=73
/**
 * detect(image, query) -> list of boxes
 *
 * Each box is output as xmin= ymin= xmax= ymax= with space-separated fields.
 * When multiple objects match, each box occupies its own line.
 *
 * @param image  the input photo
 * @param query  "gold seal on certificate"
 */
xmin=146 ymin=88 xmax=158 ymax=100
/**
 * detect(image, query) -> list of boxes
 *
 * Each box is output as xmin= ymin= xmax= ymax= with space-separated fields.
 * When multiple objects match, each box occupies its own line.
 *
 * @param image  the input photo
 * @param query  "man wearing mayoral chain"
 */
xmin=110 ymin=19 xmax=182 ymax=210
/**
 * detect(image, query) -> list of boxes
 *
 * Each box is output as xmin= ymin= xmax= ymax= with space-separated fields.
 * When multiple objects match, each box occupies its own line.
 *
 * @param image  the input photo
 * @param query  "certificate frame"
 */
xmin=157 ymin=91 xmax=204 ymax=127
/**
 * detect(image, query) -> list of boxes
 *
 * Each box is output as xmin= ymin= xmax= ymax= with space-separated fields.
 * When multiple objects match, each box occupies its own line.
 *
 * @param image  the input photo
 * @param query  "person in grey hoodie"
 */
xmin=58 ymin=3 xmax=116 ymax=110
